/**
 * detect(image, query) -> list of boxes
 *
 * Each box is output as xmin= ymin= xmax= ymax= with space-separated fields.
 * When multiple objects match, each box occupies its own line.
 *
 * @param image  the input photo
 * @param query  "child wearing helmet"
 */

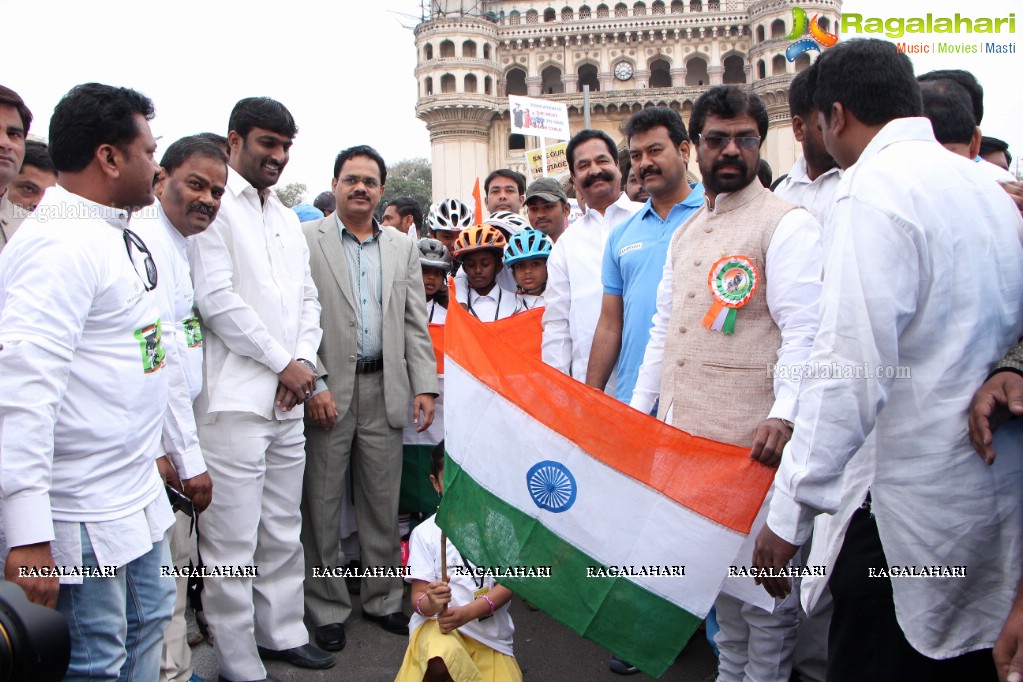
xmin=504 ymin=229 xmax=552 ymax=311
xmin=427 ymin=198 xmax=475 ymax=256
xmin=418 ymin=238 xmax=452 ymax=324
xmin=452 ymin=225 xmax=518 ymax=321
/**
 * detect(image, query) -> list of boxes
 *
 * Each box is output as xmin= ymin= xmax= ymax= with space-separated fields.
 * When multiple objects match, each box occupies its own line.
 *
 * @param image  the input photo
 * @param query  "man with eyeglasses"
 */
xmin=188 ymin=97 xmax=330 ymax=682
xmin=300 ymin=145 xmax=437 ymax=650
xmin=630 ymin=85 xmax=823 ymax=682
xmin=0 ymin=82 xmax=176 ymax=680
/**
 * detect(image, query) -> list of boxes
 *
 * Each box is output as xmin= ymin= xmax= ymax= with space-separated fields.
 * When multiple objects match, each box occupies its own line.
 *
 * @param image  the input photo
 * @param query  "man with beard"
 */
xmin=132 ymin=135 xmax=226 ymax=682
xmin=542 ymin=129 xmax=642 ymax=388
xmin=630 ymin=86 xmax=823 ymax=682
xmin=189 ymin=98 xmax=331 ymax=681
xmin=0 ymin=82 xmax=175 ymax=680
xmin=301 ymin=145 xmax=437 ymax=650
xmin=524 ymin=176 xmax=570 ymax=242
xmin=587 ymin=107 xmax=703 ymax=405
xmin=774 ymin=64 xmax=842 ymax=236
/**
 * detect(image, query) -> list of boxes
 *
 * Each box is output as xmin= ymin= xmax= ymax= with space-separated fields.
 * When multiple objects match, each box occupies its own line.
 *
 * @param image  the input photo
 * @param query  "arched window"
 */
xmin=541 ymin=65 xmax=565 ymax=94
xmin=441 ymin=74 xmax=456 ymax=93
xmin=462 ymin=41 xmax=476 ymax=58
xmin=685 ymin=57 xmax=708 ymax=85
xmin=424 ymin=77 xmax=433 ymax=96
xmin=544 ymin=8 xmax=556 ymax=21
xmin=652 ymin=1 xmax=665 ymax=14
xmin=772 ymin=54 xmax=787 ymax=75
xmin=597 ymin=4 xmax=609 ymax=18
xmin=440 ymin=40 xmax=455 ymax=58
xmin=562 ymin=6 xmax=574 ymax=20
xmin=690 ymin=0 xmax=701 ymax=11
xmin=578 ymin=63 xmax=600 ymax=91
xmin=756 ymin=25 xmax=765 ymax=42
xmin=722 ymin=55 xmax=746 ymax=84
xmin=509 ymin=134 xmax=526 ymax=150
xmin=770 ymin=19 xmax=785 ymax=38
xmin=818 ymin=16 xmax=830 ymax=32
xmin=649 ymin=58 xmax=672 ymax=87
xmin=506 ymin=67 xmax=528 ymax=96
xmin=634 ymin=2 xmax=647 ymax=16
xmin=509 ymin=10 xmax=521 ymax=24
xmin=424 ymin=44 xmax=434 ymax=60
xmin=485 ymin=76 xmax=493 ymax=95
xmin=465 ymin=74 xmax=478 ymax=93
xmin=484 ymin=44 xmax=492 ymax=59
xmin=670 ymin=0 xmax=683 ymax=12
xmin=708 ymin=0 xmax=718 ymax=10
xmin=580 ymin=4 xmax=592 ymax=19
xmin=615 ymin=2 xmax=628 ymax=17
xmin=794 ymin=53 xmax=811 ymax=72
xmin=526 ymin=9 xmax=539 ymax=23
xmin=757 ymin=60 xmax=766 ymax=79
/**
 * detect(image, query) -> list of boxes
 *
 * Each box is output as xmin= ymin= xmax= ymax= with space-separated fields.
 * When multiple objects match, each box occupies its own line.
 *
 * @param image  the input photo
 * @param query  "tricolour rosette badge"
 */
xmin=701 ymin=255 xmax=760 ymax=335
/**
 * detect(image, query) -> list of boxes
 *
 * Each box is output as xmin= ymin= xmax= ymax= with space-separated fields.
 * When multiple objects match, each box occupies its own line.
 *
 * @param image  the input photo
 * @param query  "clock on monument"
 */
xmin=614 ymin=61 xmax=634 ymax=81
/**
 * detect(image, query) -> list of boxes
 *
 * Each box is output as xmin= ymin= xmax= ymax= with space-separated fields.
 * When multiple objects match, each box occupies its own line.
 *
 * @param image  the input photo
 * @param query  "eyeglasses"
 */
xmin=699 ymin=135 xmax=762 ymax=151
xmin=338 ymin=175 xmax=380 ymax=188
xmin=123 ymin=228 xmax=158 ymax=291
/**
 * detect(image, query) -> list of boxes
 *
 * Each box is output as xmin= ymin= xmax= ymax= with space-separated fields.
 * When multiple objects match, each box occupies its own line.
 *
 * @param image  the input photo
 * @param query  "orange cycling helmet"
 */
xmin=453 ymin=224 xmax=507 ymax=258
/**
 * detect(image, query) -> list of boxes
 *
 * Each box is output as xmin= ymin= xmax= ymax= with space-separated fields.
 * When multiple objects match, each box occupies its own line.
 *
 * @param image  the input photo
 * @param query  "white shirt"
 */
xmin=427 ymin=298 xmax=447 ymax=325
xmin=975 ymin=157 xmax=1017 ymax=183
xmin=630 ymin=199 xmax=823 ymax=420
xmin=515 ymin=292 xmax=544 ymax=311
xmin=0 ymin=185 xmax=173 ymax=578
xmin=541 ymin=193 xmax=642 ymax=384
xmin=406 ymin=515 xmax=516 ymax=656
xmin=773 ymin=156 xmax=842 ymax=252
xmin=134 ymin=205 xmax=206 ymax=479
xmin=456 ymin=285 xmax=517 ymax=322
xmin=767 ymin=118 xmax=1023 ymax=658
xmin=453 ymin=265 xmax=517 ymax=298
xmin=189 ymin=167 xmax=322 ymax=421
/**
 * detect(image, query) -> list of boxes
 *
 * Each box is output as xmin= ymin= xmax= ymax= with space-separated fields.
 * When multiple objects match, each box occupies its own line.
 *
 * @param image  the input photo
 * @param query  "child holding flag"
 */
xmin=453 ymin=226 xmax=517 ymax=321
xmin=503 ymin=229 xmax=552 ymax=312
xmin=395 ymin=444 xmax=522 ymax=682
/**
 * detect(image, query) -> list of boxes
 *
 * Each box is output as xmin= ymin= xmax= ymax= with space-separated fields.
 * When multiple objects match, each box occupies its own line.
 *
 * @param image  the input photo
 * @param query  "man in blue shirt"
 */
xmin=586 ymin=107 xmax=704 ymax=405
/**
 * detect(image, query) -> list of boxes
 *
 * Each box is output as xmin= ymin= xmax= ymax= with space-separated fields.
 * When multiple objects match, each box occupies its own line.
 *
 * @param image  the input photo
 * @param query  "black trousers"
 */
xmin=827 ymin=505 xmax=997 ymax=682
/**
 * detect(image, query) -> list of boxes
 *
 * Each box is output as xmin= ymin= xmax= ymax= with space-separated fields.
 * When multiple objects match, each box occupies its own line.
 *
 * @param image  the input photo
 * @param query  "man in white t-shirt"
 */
xmin=0 ymin=82 xmax=175 ymax=681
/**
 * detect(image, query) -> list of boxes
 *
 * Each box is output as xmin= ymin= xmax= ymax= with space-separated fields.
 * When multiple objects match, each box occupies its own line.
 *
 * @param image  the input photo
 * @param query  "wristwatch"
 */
xmin=297 ymin=358 xmax=316 ymax=374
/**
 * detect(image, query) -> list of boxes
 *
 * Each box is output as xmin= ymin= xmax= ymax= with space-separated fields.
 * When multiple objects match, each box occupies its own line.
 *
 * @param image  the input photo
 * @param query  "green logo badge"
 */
xmin=134 ymin=319 xmax=166 ymax=374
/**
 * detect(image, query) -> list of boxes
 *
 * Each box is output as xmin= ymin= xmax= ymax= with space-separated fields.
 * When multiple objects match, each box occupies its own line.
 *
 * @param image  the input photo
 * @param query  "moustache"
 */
xmin=187 ymin=202 xmax=215 ymax=217
xmin=348 ymin=192 xmax=372 ymax=202
xmin=711 ymin=157 xmax=748 ymax=175
xmin=583 ymin=170 xmax=615 ymax=188
xmin=640 ymin=166 xmax=661 ymax=179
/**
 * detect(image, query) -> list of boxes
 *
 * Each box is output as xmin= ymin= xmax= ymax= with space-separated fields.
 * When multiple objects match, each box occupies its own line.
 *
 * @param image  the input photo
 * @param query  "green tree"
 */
xmin=379 ymin=158 xmax=432 ymax=234
xmin=274 ymin=182 xmax=307 ymax=208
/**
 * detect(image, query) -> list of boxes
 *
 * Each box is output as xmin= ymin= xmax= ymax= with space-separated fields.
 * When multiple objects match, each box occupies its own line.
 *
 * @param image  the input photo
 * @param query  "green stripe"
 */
xmin=400 ymin=444 xmax=441 ymax=515
xmin=438 ymin=455 xmax=701 ymax=678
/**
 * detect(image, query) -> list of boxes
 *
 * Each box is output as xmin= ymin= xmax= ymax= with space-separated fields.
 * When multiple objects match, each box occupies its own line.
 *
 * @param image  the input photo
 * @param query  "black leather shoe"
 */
xmin=255 ymin=643 xmax=335 ymax=669
xmin=314 ymin=622 xmax=346 ymax=652
xmin=362 ymin=610 xmax=410 ymax=635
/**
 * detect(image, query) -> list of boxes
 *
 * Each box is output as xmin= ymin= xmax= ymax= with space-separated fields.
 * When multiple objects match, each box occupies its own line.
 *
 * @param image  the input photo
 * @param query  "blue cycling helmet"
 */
xmin=503 ymin=228 xmax=553 ymax=266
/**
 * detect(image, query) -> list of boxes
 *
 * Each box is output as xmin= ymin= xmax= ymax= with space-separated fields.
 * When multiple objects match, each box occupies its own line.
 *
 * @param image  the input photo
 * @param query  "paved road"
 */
xmin=191 ymin=594 xmax=718 ymax=682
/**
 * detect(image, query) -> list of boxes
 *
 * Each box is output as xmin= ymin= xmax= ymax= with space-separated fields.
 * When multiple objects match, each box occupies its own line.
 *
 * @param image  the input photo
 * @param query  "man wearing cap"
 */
xmin=525 ymin=177 xmax=570 ymax=242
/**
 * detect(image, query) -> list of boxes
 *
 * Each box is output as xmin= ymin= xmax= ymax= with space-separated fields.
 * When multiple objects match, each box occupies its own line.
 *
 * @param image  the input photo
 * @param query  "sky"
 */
xmin=4 ymin=0 xmax=1020 ymax=200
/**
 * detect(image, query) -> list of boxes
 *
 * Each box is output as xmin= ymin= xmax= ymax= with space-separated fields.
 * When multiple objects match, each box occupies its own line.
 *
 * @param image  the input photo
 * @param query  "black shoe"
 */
xmin=314 ymin=622 xmax=346 ymax=652
xmin=362 ymin=610 xmax=409 ymax=635
xmin=609 ymin=656 xmax=640 ymax=675
xmin=218 ymin=676 xmax=283 ymax=682
xmin=255 ymin=643 xmax=336 ymax=670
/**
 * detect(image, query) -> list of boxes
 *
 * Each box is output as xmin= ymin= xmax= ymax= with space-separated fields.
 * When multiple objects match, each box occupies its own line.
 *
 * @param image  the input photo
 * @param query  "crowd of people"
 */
xmin=2 ymin=36 xmax=1023 ymax=682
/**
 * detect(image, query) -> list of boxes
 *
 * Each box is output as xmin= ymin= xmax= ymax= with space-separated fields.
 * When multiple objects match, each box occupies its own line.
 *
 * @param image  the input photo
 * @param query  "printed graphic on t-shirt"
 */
xmin=134 ymin=319 xmax=166 ymax=374
xmin=182 ymin=313 xmax=203 ymax=348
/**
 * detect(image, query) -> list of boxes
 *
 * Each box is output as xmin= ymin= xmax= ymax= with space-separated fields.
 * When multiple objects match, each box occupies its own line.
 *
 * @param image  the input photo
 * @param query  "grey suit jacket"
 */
xmin=303 ymin=216 xmax=438 ymax=429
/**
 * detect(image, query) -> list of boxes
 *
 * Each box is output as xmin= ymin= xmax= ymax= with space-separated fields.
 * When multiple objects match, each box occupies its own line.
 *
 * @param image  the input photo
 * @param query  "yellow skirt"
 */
xmin=394 ymin=619 xmax=523 ymax=682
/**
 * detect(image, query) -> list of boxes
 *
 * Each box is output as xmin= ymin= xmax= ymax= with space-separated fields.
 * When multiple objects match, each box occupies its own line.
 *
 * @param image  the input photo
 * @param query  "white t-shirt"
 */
xmin=406 ymin=515 xmax=515 ymax=656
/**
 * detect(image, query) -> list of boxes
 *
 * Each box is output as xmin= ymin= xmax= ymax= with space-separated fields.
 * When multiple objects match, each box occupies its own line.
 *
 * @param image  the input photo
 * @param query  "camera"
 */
xmin=0 ymin=581 xmax=70 ymax=682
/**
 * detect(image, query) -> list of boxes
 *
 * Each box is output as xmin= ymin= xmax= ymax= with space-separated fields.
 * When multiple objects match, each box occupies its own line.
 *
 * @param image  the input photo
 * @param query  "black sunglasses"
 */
xmin=123 ymin=228 xmax=158 ymax=291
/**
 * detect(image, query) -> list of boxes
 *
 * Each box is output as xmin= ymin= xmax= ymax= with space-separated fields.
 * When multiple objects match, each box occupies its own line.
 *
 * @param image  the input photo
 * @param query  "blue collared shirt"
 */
xmin=336 ymin=215 xmax=383 ymax=359
xmin=602 ymin=182 xmax=705 ymax=403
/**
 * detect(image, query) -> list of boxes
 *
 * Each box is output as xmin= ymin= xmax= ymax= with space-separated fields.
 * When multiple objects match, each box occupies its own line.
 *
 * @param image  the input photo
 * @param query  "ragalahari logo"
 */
xmin=785 ymin=8 xmax=840 ymax=61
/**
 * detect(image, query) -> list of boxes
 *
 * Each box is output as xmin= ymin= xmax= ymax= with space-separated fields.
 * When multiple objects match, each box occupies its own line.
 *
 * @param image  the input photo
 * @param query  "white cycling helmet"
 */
xmin=484 ymin=210 xmax=530 ymax=238
xmin=428 ymin=198 xmax=475 ymax=233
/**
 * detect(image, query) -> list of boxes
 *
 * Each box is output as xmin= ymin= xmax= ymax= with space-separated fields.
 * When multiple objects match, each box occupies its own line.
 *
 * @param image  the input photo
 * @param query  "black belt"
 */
xmin=356 ymin=357 xmax=383 ymax=374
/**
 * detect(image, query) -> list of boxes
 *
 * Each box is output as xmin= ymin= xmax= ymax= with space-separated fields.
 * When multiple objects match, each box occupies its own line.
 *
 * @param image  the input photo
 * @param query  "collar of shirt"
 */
xmin=636 ymin=182 xmax=705 ymax=223
xmin=786 ymin=157 xmax=842 ymax=188
xmin=854 ymin=117 xmax=938 ymax=168
xmin=156 ymin=203 xmax=191 ymax=256
xmin=225 ymin=165 xmax=277 ymax=207
xmin=45 ymin=184 xmax=132 ymax=230
xmin=336 ymin=214 xmax=381 ymax=244
xmin=704 ymin=177 xmax=766 ymax=215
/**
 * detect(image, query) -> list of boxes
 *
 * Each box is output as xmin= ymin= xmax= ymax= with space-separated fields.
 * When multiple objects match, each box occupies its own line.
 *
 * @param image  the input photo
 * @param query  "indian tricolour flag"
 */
xmin=438 ymin=295 xmax=774 ymax=677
